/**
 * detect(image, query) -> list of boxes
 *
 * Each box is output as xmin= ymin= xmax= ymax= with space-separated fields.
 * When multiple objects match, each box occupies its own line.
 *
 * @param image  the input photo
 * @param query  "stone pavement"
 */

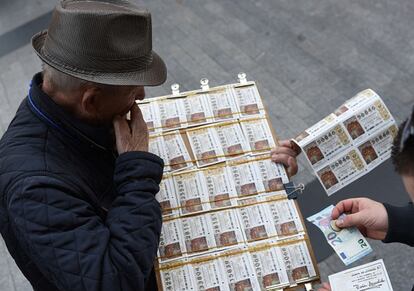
xmin=0 ymin=0 xmax=413 ymax=290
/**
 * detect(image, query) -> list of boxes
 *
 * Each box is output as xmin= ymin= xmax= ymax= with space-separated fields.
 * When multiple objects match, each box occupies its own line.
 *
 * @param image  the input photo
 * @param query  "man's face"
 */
xmin=402 ymin=174 xmax=414 ymax=202
xmin=95 ymin=85 xmax=145 ymax=123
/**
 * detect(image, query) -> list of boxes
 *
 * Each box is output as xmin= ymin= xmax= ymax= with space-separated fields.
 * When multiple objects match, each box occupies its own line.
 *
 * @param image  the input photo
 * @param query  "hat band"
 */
xmin=41 ymin=46 xmax=154 ymax=74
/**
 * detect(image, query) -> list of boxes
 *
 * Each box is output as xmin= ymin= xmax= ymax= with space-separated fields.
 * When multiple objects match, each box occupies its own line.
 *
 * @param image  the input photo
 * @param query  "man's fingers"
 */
xmin=271 ymin=146 xmax=298 ymax=158
xmin=318 ymin=282 xmax=332 ymax=291
xmin=287 ymin=156 xmax=298 ymax=177
xmin=113 ymin=115 xmax=131 ymax=154
xmin=331 ymin=199 xmax=360 ymax=219
xmin=130 ymin=102 xmax=142 ymax=121
xmin=130 ymin=103 xmax=146 ymax=132
xmin=278 ymin=140 xmax=293 ymax=148
xmin=113 ymin=115 xmax=130 ymax=138
xmin=270 ymin=153 xmax=292 ymax=166
xmin=336 ymin=212 xmax=364 ymax=228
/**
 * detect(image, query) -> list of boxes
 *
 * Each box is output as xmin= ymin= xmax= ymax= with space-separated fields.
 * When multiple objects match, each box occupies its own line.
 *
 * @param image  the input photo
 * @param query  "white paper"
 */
xmin=202 ymin=166 xmax=238 ymax=209
xmin=220 ymin=250 xmax=261 ymax=291
xmin=158 ymin=219 xmax=186 ymax=261
xmin=279 ymin=240 xmax=317 ymax=283
xmin=238 ymin=203 xmax=273 ymax=242
xmin=232 ymin=84 xmax=265 ymax=116
xmin=164 ymin=132 xmax=193 ymax=172
xmin=187 ymin=126 xmax=226 ymax=168
xmin=207 ymin=88 xmax=240 ymax=121
xmin=240 ymin=118 xmax=276 ymax=154
xmin=215 ymin=121 xmax=251 ymax=157
xmin=329 ymin=259 xmax=393 ymax=291
xmin=192 ymin=255 xmax=229 ymax=291
xmin=182 ymin=214 xmax=216 ymax=255
xmin=183 ymin=94 xmax=213 ymax=126
xmin=155 ymin=175 xmax=179 ymax=217
xmin=137 ymin=101 xmax=161 ymax=133
xmin=250 ymin=245 xmax=290 ymax=289
xmin=160 ymin=264 xmax=196 ymax=291
xmin=227 ymin=156 xmax=265 ymax=197
xmin=157 ymin=98 xmax=187 ymax=131
xmin=174 ymin=171 xmax=210 ymax=215
xmin=210 ymin=209 xmax=245 ymax=248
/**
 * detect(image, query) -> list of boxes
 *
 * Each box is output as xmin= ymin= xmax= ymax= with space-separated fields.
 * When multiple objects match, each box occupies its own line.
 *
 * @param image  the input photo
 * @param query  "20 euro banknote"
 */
xmin=307 ymin=205 xmax=372 ymax=265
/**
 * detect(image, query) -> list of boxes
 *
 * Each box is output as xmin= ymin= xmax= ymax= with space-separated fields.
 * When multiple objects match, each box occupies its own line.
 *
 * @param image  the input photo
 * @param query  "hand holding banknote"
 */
xmin=318 ymin=199 xmax=390 ymax=291
xmin=307 ymin=205 xmax=372 ymax=265
xmin=332 ymin=198 xmax=389 ymax=240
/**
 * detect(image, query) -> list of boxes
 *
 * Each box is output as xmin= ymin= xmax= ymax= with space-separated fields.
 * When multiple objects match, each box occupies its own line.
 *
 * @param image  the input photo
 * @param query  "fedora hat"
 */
xmin=32 ymin=0 xmax=167 ymax=86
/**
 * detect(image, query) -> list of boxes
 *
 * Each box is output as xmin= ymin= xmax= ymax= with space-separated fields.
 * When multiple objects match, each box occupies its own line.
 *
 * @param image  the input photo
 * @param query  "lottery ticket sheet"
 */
xmin=139 ymin=80 xmax=320 ymax=290
xmin=293 ymin=89 xmax=398 ymax=195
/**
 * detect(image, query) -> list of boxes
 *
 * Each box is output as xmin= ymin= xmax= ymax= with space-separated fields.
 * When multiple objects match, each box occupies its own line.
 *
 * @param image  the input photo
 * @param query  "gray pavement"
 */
xmin=0 ymin=0 xmax=413 ymax=290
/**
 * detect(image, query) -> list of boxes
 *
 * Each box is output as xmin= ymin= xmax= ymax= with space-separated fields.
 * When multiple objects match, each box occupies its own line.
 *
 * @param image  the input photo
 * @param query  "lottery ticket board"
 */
xmin=139 ymin=78 xmax=320 ymax=290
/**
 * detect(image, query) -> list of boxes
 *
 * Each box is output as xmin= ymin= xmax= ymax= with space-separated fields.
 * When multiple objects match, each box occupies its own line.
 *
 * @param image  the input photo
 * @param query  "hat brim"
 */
xmin=32 ymin=30 xmax=167 ymax=86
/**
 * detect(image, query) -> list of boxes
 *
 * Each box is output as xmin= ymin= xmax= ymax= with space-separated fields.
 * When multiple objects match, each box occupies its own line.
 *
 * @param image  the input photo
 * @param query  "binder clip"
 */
xmin=284 ymin=182 xmax=305 ymax=200
xmin=237 ymin=72 xmax=248 ymax=84
xmin=200 ymin=78 xmax=210 ymax=91
xmin=171 ymin=83 xmax=180 ymax=96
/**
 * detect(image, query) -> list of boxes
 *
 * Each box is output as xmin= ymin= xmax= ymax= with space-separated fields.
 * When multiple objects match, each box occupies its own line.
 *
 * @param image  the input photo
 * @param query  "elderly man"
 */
xmin=0 ymin=1 xmax=166 ymax=291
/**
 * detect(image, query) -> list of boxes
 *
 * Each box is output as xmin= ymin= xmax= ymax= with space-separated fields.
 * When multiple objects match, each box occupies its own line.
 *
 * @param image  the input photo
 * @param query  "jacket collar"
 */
xmin=28 ymin=72 xmax=116 ymax=152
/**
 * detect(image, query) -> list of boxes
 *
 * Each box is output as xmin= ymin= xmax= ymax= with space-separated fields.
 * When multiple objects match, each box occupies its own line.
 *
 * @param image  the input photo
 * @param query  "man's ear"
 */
xmin=80 ymin=86 xmax=101 ymax=120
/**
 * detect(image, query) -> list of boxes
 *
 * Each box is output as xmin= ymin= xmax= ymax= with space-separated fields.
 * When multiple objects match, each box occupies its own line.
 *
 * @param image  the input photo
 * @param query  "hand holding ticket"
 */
xmin=329 ymin=259 xmax=393 ymax=291
xmin=307 ymin=205 xmax=372 ymax=265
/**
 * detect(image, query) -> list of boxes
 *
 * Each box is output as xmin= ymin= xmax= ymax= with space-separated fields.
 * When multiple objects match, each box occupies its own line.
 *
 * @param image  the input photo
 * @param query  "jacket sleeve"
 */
xmin=382 ymin=203 xmax=414 ymax=247
xmin=7 ymin=151 xmax=164 ymax=291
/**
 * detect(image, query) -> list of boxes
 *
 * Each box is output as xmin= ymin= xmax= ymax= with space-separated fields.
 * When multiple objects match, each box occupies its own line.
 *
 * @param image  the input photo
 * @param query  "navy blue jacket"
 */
xmin=0 ymin=73 xmax=164 ymax=291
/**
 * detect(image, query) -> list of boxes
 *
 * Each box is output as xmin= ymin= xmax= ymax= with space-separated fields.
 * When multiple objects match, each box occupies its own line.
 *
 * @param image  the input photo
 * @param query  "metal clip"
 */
xmin=238 ymin=72 xmax=248 ymax=84
xmin=171 ymin=83 xmax=180 ymax=96
xmin=200 ymin=78 xmax=210 ymax=91
xmin=284 ymin=182 xmax=305 ymax=200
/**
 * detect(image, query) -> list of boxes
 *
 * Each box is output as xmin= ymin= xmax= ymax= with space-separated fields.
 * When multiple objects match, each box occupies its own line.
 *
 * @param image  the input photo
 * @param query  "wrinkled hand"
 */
xmin=318 ymin=282 xmax=332 ymax=291
xmin=331 ymin=198 xmax=389 ymax=240
xmin=271 ymin=140 xmax=300 ymax=177
xmin=113 ymin=103 xmax=149 ymax=154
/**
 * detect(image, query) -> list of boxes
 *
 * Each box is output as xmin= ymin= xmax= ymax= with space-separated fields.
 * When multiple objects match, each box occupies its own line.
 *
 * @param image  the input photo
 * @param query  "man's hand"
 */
xmin=113 ymin=103 xmax=149 ymax=154
xmin=331 ymin=198 xmax=389 ymax=240
xmin=271 ymin=140 xmax=300 ymax=177
xmin=318 ymin=282 xmax=332 ymax=291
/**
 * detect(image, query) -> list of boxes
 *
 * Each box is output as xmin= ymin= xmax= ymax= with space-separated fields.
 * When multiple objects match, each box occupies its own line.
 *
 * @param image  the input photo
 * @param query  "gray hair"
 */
xmin=42 ymin=63 xmax=96 ymax=93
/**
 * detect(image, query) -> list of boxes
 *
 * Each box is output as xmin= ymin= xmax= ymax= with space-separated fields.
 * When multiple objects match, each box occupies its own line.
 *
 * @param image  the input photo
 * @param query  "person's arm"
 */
xmin=8 ymin=103 xmax=163 ymax=291
xmin=7 ymin=151 xmax=163 ymax=291
xmin=382 ymin=203 xmax=414 ymax=246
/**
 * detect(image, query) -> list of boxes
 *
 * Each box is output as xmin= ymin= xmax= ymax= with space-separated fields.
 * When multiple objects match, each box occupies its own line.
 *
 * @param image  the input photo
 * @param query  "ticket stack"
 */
xmin=138 ymin=74 xmax=320 ymax=291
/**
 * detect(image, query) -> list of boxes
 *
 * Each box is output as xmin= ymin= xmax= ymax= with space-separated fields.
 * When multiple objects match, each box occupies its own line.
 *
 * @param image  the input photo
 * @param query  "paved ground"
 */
xmin=0 ymin=0 xmax=413 ymax=290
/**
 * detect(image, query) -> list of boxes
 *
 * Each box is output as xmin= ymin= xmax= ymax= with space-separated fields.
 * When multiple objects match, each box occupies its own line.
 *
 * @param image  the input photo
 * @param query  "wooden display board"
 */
xmin=138 ymin=74 xmax=320 ymax=290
